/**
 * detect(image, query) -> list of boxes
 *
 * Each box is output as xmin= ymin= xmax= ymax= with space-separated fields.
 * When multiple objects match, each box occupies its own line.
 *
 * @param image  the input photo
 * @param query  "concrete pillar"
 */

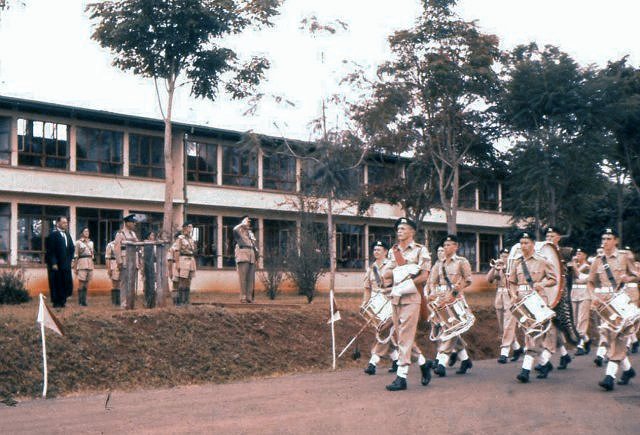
xmin=217 ymin=145 xmax=223 ymax=186
xmin=216 ymin=215 xmax=223 ymax=268
xmin=257 ymin=148 xmax=264 ymax=190
xmin=10 ymin=200 xmax=17 ymax=265
xmin=498 ymin=182 xmax=503 ymax=212
xmin=258 ymin=217 xmax=264 ymax=268
xmin=364 ymin=224 xmax=370 ymax=266
xmin=295 ymin=157 xmax=302 ymax=192
xmin=122 ymin=131 xmax=130 ymax=176
xmin=69 ymin=205 xmax=77 ymax=242
xmin=69 ymin=125 xmax=77 ymax=172
xmin=475 ymin=232 xmax=480 ymax=272
xmin=10 ymin=116 xmax=18 ymax=166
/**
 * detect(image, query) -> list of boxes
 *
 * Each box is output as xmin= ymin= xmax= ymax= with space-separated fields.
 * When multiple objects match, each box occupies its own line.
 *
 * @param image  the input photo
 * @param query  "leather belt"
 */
xmin=78 ymin=255 xmax=93 ymax=258
xmin=107 ymin=256 xmax=116 ymax=260
xmin=179 ymin=254 xmax=194 ymax=257
xmin=237 ymin=245 xmax=253 ymax=249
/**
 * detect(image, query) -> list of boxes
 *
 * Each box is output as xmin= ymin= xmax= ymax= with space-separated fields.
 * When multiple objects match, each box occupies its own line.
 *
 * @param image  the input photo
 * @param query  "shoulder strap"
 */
xmin=601 ymin=255 xmax=618 ymax=288
xmin=392 ymin=245 xmax=406 ymax=266
xmin=372 ymin=265 xmax=383 ymax=288
xmin=442 ymin=261 xmax=454 ymax=291
xmin=520 ymin=258 xmax=536 ymax=290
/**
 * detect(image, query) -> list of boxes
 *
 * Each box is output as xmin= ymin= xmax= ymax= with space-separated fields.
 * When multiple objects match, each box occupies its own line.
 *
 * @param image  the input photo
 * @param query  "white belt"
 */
xmin=497 ymin=287 xmax=509 ymax=293
xmin=572 ymin=284 xmax=587 ymax=289
xmin=517 ymin=285 xmax=531 ymax=291
xmin=595 ymin=287 xmax=614 ymax=294
xmin=627 ymin=283 xmax=638 ymax=289
xmin=435 ymin=285 xmax=449 ymax=292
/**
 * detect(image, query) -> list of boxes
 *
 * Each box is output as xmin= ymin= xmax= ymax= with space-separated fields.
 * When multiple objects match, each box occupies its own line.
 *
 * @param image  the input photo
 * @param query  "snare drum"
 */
xmin=511 ymin=291 xmax=556 ymax=339
xmin=428 ymin=295 xmax=475 ymax=342
xmin=596 ymin=290 xmax=640 ymax=334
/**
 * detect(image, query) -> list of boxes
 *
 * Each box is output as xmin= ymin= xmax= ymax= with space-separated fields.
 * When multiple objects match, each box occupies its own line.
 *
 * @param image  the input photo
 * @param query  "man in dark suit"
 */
xmin=45 ymin=216 xmax=75 ymax=307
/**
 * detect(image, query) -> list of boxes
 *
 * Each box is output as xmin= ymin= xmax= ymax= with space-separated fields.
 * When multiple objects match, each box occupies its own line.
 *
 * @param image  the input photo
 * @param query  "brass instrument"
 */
xmin=490 ymin=258 xmax=506 ymax=270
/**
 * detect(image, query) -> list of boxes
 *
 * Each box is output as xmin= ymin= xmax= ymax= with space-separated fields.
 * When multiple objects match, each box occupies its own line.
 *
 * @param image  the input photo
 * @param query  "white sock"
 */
xmin=512 ymin=341 xmax=521 ymax=351
xmin=500 ymin=347 xmax=509 ymax=357
xmin=417 ymin=354 xmax=427 ymax=366
xmin=597 ymin=346 xmax=607 ymax=358
xmin=437 ymin=353 xmax=448 ymax=367
xmin=578 ymin=338 xmax=585 ymax=348
xmin=632 ymin=335 xmax=638 ymax=344
xmin=397 ymin=364 xmax=409 ymax=379
xmin=523 ymin=355 xmax=534 ymax=371
xmin=621 ymin=357 xmax=632 ymax=371
xmin=390 ymin=350 xmax=399 ymax=361
xmin=559 ymin=346 xmax=568 ymax=356
xmin=540 ymin=350 xmax=552 ymax=365
xmin=369 ymin=354 xmax=380 ymax=366
xmin=458 ymin=349 xmax=469 ymax=361
xmin=606 ymin=361 xmax=619 ymax=378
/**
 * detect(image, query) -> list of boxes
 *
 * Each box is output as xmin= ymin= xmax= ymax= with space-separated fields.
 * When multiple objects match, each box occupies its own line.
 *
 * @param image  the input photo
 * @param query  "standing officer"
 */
xmin=385 ymin=217 xmax=432 ymax=392
xmin=105 ymin=237 xmax=120 ymax=306
xmin=73 ymin=226 xmax=94 ymax=307
xmin=363 ymin=240 xmax=399 ymax=375
xmin=167 ymin=231 xmax=181 ymax=305
xmin=172 ymin=222 xmax=197 ymax=305
xmin=510 ymin=232 xmax=558 ymax=383
xmin=233 ymin=215 xmax=258 ymax=303
xmin=488 ymin=248 xmax=524 ymax=363
xmin=588 ymin=228 xmax=638 ymax=390
xmin=570 ymin=248 xmax=591 ymax=355
xmin=45 ymin=216 xmax=75 ymax=308
xmin=114 ymin=214 xmax=139 ymax=309
xmin=428 ymin=235 xmax=473 ymax=376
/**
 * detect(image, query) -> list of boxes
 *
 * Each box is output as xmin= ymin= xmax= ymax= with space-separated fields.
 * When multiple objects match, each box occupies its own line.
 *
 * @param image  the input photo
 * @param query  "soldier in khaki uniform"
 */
xmin=171 ymin=222 xmax=197 ymax=305
xmin=588 ymin=228 xmax=638 ymax=390
xmin=509 ymin=232 xmax=558 ymax=383
xmin=570 ymin=248 xmax=591 ymax=355
xmin=385 ymin=217 xmax=432 ymax=392
xmin=363 ymin=240 xmax=399 ymax=375
xmin=428 ymin=234 xmax=474 ymax=376
xmin=105 ymin=239 xmax=120 ymax=305
xmin=73 ymin=227 xmax=94 ymax=307
xmin=167 ymin=231 xmax=180 ymax=305
xmin=233 ymin=215 xmax=258 ymax=303
xmin=488 ymin=248 xmax=523 ymax=363
xmin=114 ymin=214 xmax=139 ymax=309
xmin=622 ymin=247 xmax=639 ymax=353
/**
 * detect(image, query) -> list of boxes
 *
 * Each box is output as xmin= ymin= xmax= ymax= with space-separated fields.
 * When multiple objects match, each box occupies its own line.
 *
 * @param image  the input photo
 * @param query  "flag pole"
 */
xmin=39 ymin=294 xmax=48 ymax=398
xmin=330 ymin=289 xmax=336 ymax=370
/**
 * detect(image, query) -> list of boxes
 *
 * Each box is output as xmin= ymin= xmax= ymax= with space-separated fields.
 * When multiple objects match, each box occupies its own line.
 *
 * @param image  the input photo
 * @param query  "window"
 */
xmin=479 ymin=181 xmax=500 ymax=211
xmin=263 ymin=219 xmax=295 ymax=262
xmin=222 ymin=146 xmax=257 ymax=187
xmin=263 ymin=153 xmax=296 ymax=191
xmin=187 ymin=214 xmax=217 ymax=267
xmin=457 ymin=232 xmax=477 ymax=272
xmin=76 ymin=127 xmax=123 ymax=175
xmin=301 ymin=159 xmax=322 ymax=195
xmin=458 ymin=183 xmax=477 ymax=209
xmin=130 ymin=211 xmax=163 ymax=240
xmin=222 ymin=217 xmax=259 ymax=267
xmin=0 ymin=117 xmax=10 ymax=165
xmin=186 ymin=141 xmax=217 ymax=184
xmin=479 ymin=233 xmax=500 ymax=272
xmin=129 ymin=133 xmax=164 ymax=179
xmin=336 ymin=224 xmax=364 ymax=270
xmin=335 ymin=166 xmax=364 ymax=199
xmin=368 ymin=226 xmax=396 ymax=254
xmin=0 ymin=204 xmax=9 ymax=265
xmin=76 ymin=208 xmax=122 ymax=265
xmin=367 ymin=161 xmax=402 ymax=190
xmin=18 ymin=204 xmax=69 ymax=264
xmin=17 ymin=118 xmax=69 ymax=169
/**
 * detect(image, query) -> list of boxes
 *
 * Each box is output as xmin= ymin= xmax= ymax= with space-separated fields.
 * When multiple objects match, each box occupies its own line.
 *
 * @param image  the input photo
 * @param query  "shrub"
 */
xmin=0 ymin=268 xmax=31 ymax=305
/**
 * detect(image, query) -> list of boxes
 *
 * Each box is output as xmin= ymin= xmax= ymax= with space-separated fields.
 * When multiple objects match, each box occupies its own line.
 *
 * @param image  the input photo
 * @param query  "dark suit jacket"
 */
xmin=45 ymin=230 xmax=75 ymax=270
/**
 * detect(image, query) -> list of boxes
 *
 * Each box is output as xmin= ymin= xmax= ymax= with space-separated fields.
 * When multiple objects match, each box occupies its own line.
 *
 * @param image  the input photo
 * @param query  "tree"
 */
xmin=87 ymin=0 xmax=282 ymax=238
xmin=349 ymin=0 xmax=501 ymax=234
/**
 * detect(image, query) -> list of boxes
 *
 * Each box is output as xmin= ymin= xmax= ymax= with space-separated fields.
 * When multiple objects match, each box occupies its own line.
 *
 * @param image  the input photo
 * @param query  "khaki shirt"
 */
xmin=114 ymin=228 xmax=139 ymax=267
xmin=105 ymin=241 xmax=117 ymax=272
xmin=571 ymin=261 xmax=590 ymax=301
xmin=363 ymin=258 xmax=394 ymax=303
xmin=508 ymin=254 xmax=557 ymax=304
xmin=73 ymin=238 xmax=94 ymax=270
xmin=233 ymin=224 xmax=257 ymax=264
xmin=587 ymin=250 xmax=638 ymax=299
xmin=172 ymin=235 xmax=198 ymax=273
xmin=429 ymin=255 xmax=472 ymax=297
xmin=387 ymin=241 xmax=431 ymax=306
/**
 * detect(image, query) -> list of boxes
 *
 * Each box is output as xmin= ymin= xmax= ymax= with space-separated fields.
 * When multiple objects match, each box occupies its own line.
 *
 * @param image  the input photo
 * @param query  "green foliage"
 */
xmin=259 ymin=247 xmax=285 ymax=300
xmin=0 ymin=268 xmax=31 ymax=305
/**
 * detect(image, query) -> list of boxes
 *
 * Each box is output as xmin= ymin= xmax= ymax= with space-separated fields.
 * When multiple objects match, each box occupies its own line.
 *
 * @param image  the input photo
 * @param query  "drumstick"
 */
xmin=338 ymin=316 xmax=376 ymax=358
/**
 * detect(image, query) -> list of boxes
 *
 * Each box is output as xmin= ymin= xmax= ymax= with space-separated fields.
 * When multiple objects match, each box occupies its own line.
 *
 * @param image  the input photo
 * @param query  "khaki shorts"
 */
xmin=77 ymin=269 xmax=93 ymax=282
xmin=178 ymin=256 xmax=196 ymax=279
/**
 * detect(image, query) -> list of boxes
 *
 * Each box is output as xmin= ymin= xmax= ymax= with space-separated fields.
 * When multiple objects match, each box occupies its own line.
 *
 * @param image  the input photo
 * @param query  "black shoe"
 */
xmin=434 ymin=364 xmax=446 ymax=377
xmin=575 ymin=347 xmax=586 ymax=356
xmin=498 ymin=355 xmax=508 ymax=364
xmin=599 ymin=375 xmax=614 ymax=391
xmin=632 ymin=342 xmax=639 ymax=354
xmin=456 ymin=359 xmax=473 ymax=374
xmin=448 ymin=352 xmax=458 ymax=367
xmin=510 ymin=347 xmax=524 ymax=362
xmin=385 ymin=376 xmax=407 ymax=391
xmin=584 ymin=340 xmax=592 ymax=354
xmin=534 ymin=363 xmax=543 ymax=372
xmin=536 ymin=362 xmax=553 ymax=379
xmin=594 ymin=356 xmax=604 ymax=367
xmin=516 ymin=369 xmax=530 ymax=383
xmin=618 ymin=367 xmax=636 ymax=385
xmin=364 ymin=363 xmax=376 ymax=375
xmin=420 ymin=361 xmax=432 ymax=386
xmin=558 ymin=354 xmax=572 ymax=370
xmin=388 ymin=360 xmax=398 ymax=373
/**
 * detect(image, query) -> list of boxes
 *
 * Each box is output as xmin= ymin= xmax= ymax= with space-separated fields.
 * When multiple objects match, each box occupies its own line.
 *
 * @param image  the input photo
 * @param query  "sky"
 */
xmin=0 ymin=0 xmax=638 ymax=141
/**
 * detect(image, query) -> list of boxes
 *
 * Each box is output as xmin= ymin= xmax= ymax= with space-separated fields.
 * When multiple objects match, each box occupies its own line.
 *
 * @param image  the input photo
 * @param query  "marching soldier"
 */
xmin=105 ymin=237 xmax=119 ymax=306
xmin=488 ymin=248 xmax=523 ymax=363
xmin=363 ymin=240 xmax=399 ymax=375
xmin=233 ymin=215 xmax=258 ymax=304
xmin=588 ymin=228 xmax=638 ymax=390
xmin=510 ymin=232 xmax=558 ymax=383
xmin=73 ymin=227 xmax=95 ymax=307
xmin=428 ymin=234 xmax=474 ymax=376
xmin=172 ymin=222 xmax=197 ymax=305
xmin=114 ymin=214 xmax=139 ymax=309
xmin=544 ymin=227 xmax=572 ymax=370
xmin=385 ymin=217 xmax=432 ymax=391
xmin=570 ymin=248 xmax=592 ymax=355
xmin=622 ymin=247 xmax=639 ymax=353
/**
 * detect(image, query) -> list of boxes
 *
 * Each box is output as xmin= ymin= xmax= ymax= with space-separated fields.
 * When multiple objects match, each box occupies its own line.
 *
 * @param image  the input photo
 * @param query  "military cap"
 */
xmin=240 ymin=214 xmax=250 ymax=221
xmin=575 ymin=248 xmax=584 ymax=253
xmin=519 ymin=231 xmax=535 ymax=241
xmin=182 ymin=221 xmax=192 ymax=228
xmin=601 ymin=228 xmax=618 ymax=237
xmin=545 ymin=226 xmax=562 ymax=235
xmin=123 ymin=213 xmax=137 ymax=223
xmin=372 ymin=240 xmax=389 ymax=250
xmin=394 ymin=217 xmax=417 ymax=231
xmin=500 ymin=248 xmax=510 ymax=254
xmin=444 ymin=234 xmax=458 ymax=243
xmin=624 ymin=246 xmax=632 ymax=251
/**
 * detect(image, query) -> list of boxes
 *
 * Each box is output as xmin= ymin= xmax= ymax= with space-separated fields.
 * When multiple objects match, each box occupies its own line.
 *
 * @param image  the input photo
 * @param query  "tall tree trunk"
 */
xmin=617 ymin=173 xmax=624 ymax=243
xmin=447 ymin=164 xmax=459 ymax=235
xmin=162 ymin=78 xmax=175 ymax=240
xmin=327 ymin=190 xmax=336 ymax=293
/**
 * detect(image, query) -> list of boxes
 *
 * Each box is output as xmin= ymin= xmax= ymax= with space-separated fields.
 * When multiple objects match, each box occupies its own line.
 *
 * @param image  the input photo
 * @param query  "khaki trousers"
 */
xmin=499 ymin=308 xmax=519 ymax=349
xmin=371 ymin=339 xmax=397 ymax=359
xmin=237 ymin=262 xmax=256 ymax=302
xmin=392 ymin=303 xmax=422 ymax=366
xmin=525 ymin=326 xmax=556 ymax=356
xmin=601 ymin=328 xmax=635 ymax=361
xmin=437 ymin=335 xmax=467 ymax=354
xmin=572 ymin=300 xmax=591 ymax=338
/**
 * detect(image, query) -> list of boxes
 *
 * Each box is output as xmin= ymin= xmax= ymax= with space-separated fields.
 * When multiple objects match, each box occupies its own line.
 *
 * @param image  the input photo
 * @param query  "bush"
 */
xmin=259 ymin=249 xmax=285 ymax=300
xmin=0 ymin=268 xmax=31 ymax=305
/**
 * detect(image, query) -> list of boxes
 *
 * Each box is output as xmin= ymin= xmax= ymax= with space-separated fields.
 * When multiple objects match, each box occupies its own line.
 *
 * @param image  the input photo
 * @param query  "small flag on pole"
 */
xmin=327 ymin=291 xmax=341 ymax=324
xmin=37 ymin=294 xmax=64 ymax=336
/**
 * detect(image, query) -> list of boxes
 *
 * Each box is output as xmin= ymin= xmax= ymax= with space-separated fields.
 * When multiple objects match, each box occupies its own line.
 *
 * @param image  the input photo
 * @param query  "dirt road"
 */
xmin=1 ymin=356 xmax=638 ymax=434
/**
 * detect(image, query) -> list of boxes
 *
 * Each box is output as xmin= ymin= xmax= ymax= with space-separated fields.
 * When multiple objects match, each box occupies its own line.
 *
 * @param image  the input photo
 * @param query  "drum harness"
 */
xmin=601 ymin=256 xmax=622 ymax=293
xmin=520 ymin=258 xmax=536 ymax=293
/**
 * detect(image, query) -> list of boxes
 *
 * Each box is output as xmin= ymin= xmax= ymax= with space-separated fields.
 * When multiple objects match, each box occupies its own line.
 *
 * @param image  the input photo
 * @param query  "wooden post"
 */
xmin=143 ymin=244 xmax=157 ymax=308
xmin=155 ymin=243 xmax=168 ymax=307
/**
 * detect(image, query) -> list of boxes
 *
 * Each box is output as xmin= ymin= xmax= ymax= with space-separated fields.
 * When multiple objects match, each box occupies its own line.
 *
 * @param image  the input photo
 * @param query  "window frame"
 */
xmin=75 ymin=126 xmax=124 ymax=175
xmin=17 ymin=118 xmax=69 ymax=170
xmin=129 ymin=133 xmax=165 ymax=179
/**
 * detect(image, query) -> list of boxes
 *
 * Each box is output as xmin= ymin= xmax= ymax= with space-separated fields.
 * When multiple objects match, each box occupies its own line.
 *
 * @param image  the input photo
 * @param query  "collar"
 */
xmin=522 ymin=253 xmax=535 ymax=261
xmin=604 ymin=250 xmax=618 ymax=259
xmin=397 ymin=241 xmax=415 ymax=251
xmin=444 ymin=254 xmax=458 ymax=263
xmin=374 ymin=258 xmax=388 ymax=267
